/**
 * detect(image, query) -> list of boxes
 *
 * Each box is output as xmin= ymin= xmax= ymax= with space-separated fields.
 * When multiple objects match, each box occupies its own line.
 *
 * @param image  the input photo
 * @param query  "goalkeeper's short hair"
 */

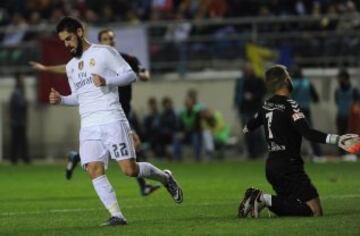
xmin=265 ymin=65 xmax=289 ymax=93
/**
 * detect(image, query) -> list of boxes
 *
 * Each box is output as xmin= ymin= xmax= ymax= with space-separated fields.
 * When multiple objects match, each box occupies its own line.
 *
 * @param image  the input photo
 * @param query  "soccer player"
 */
xmin=238 ymin=65 xmax=360 ymax=218
xmin=30 ymin=29 xmax=160 ymax=196
xmin=48 ymin=16 xmax=183 ymax=226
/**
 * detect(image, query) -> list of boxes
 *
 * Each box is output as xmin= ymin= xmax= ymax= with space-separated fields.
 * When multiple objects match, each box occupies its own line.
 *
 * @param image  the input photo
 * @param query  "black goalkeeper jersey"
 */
xmin=118 ymin=52 xmax=142 ymax=118
xmin=246 ymin=95 xmax=328 ymax=159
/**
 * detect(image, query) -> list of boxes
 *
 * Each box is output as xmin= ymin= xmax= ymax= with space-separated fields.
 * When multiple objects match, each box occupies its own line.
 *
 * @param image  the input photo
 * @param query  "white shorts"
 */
xmin=79 ymin=120 xmax=136 ymax=169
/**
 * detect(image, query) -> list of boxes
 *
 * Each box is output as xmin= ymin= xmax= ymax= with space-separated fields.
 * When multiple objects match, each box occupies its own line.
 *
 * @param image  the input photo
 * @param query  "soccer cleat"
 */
xmin=100 ymin=216 xmax=127 ymax=227
xmin=65 ymin=151 xmax=80 ymax=180
xmin=164 ymin=170 xmax=183 ymax=204
xmin=238 ymin=187 xmax=257 ymax=217
xmin=251 ymin=190 xmax=266 ymax=218
xmin=141 ymin=184 xmax=161 ymax=197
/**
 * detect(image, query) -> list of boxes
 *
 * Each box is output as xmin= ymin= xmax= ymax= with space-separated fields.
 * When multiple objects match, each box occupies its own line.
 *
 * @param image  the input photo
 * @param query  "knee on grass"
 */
xmin=306 ymin=198 xmax=323 ymax=217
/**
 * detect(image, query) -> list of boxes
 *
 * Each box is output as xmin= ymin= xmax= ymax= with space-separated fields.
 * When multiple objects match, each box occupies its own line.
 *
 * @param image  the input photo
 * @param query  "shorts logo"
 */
xmin=89 ymin=58 xmax=96 ymax=67
xmin=78 ymin=61 xmax=84 ymax=70
xmin=292 ymin=112 xmax=305 ymax=121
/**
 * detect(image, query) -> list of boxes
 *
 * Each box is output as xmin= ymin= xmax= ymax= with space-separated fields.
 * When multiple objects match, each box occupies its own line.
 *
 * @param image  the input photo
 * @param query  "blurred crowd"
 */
xmin=130 ymin=89 xmax=231 ymax=162
xmin=1 ymin=0 xmax=360 ymax=71
xmin=0 ymin=0 xmax=359 ymax=27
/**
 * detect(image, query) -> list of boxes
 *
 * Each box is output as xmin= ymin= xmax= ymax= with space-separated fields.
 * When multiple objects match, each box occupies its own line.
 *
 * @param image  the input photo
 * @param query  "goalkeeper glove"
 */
xmin=327 ymin=134 xmax=360 ymax=154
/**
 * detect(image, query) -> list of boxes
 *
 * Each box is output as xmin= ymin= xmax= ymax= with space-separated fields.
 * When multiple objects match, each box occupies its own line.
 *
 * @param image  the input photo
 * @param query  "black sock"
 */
xmin=137 ymin=177 xmax=146 ymax=190
xmin=71 ymin=153 xmax=81 ymax=171
xmin=269 ymin=196 xmax=313 ymax=216
xmin=74 ymin=153 xmax=81 ymax=162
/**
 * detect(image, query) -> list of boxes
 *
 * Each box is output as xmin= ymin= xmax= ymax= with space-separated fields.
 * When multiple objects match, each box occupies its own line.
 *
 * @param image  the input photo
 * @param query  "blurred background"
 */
xmin=0 ymin=0 xmax=359 ymax=164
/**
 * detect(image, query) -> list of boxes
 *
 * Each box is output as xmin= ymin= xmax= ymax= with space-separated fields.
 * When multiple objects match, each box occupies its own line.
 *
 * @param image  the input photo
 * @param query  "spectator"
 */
xmin=295 ymin=0 xmax=306 ymax=16
xmin=143 ymin=97 xmax=161 ymax=158
xmin=187 ymin=89 xmax=205 ymax=160
xmin=164 ymin=13 xmax=192 ymax=76
xmin=335 ymin=69 xmax=359 ymax=160
xmin=201 ymin=108 xmax=230 ymax=159
xmin=9 ymin=74 xmax=30 ymax=164
xmin=291 ymin=65 xmax=324 ymax=161
xmin=2 ymin=12 xmax=28 ymax=46
xmin=159 ymin=97 xmax=181 ymax=161
xmin=234 ymin=62 xmax=266 ymax=159
xmin=179 ymin=89 xmax=204 ymax=161
xmin=150 ymin=0 xmax=175 ymax=21
xmin=130 ymin=0 xmax=152 ymax=21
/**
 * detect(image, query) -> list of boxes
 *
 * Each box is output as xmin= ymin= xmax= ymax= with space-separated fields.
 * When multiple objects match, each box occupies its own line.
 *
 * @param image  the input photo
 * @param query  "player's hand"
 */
xmin=138 ymin=69 xmax=150 ymax=81
xmin=243 ymin=125 xmax=249 ymax=134
xmin=92 ymin=74 xmax=106 ymax=87
xmin=132 ymin=132 xmax=141 ymax=152
xmin=338 ymin=134 xmax=360 ymax=154
xmin=29 ymin=61 xmax=47 ymax=71
xmin=49 ymin=88 xmax=61 ymax=105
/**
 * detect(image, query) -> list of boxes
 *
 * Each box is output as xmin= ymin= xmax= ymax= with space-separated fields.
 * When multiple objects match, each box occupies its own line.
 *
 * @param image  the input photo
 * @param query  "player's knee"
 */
xmin=86 ymin=163 xmax=105 ymax=179
xmin=118 ymin=159 xmax=139 ymax=177
xmin=123 ymin=167 xmax=138 ymax=177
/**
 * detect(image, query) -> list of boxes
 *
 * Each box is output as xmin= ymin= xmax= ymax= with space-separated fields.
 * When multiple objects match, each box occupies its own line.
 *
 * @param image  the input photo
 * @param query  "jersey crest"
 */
xmin=89 ymin=58 xmax=96 ymax=67
xmin=78 ymin=61 xmax=84 ymax=70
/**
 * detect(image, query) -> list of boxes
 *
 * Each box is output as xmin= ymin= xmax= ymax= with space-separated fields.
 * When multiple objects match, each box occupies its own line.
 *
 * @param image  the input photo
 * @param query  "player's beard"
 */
xmin=72 ymin=36 xmax=83 ymax=58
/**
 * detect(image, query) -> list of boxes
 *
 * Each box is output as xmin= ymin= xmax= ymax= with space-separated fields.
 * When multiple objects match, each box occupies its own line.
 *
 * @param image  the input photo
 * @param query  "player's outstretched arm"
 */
xmin=292 ymin=116 xmax=360 ymax=154
xmin=29 ymin=61 xmax=66 ymax=75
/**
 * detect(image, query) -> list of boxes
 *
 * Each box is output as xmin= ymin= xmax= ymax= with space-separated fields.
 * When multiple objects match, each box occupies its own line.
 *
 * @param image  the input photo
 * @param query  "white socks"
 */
xmin=137 ymin=162 xmax=168 ymax=185
xmin=260 ymin=193 xmax=272 ymax=207
xmin=92 ymin=175 xmax=124 ymax=218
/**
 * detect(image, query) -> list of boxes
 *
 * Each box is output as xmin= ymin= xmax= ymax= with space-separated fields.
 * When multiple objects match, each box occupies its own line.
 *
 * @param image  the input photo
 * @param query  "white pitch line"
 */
xmin=1 ymin=194 xmax=360 ymax=217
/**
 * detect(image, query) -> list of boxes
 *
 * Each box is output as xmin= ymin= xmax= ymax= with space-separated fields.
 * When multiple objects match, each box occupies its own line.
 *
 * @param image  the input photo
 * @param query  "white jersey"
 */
xmin=65 ymin=44 xmax=135 ymax=127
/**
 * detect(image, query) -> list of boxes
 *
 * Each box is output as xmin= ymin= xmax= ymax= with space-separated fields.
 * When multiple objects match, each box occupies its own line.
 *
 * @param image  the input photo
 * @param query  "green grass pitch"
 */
xmin=0 ymin=160 xmax=360 ymax=236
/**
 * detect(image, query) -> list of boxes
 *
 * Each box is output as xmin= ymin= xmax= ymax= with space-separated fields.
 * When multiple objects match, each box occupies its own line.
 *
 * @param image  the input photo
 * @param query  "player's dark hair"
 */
xmin=98 ymin=29 xmax=113 ymax=42
xmin=56 ymin=16 xmax=83 ymax=34
xmin=265 ymin=65 xmax=289 ymax=92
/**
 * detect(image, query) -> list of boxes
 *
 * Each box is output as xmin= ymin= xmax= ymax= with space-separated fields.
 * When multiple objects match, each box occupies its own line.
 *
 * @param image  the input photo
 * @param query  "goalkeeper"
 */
xmin=238 ymin=65 xmax=360 ymax=218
